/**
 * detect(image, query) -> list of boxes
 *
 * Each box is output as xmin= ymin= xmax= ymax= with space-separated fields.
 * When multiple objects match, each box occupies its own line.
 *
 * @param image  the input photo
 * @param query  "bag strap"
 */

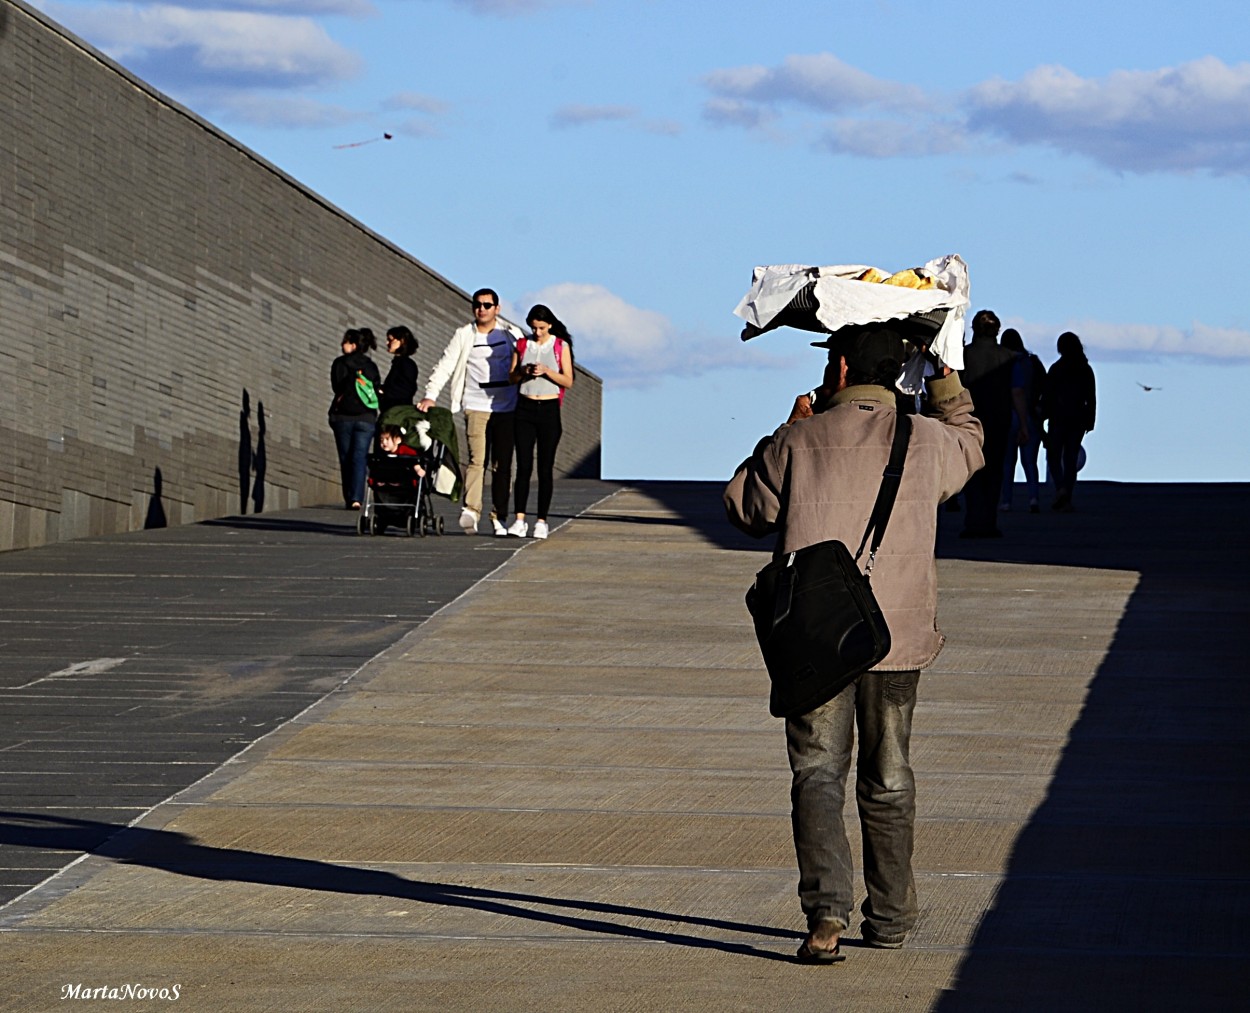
xmin=853 ymin=412 xmax=911 ymax=574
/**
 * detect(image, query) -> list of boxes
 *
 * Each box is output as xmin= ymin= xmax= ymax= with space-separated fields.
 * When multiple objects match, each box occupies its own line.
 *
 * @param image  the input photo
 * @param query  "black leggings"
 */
xmin=513 ymin=397 xmax=562 ymax=519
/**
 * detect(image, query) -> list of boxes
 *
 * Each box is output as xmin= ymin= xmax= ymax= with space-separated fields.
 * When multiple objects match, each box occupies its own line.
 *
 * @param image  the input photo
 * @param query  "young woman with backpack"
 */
xmin=328 ymin=327 xmax=381 ymax=509
xmin=506 ymin=305 xmax=575 ymax=539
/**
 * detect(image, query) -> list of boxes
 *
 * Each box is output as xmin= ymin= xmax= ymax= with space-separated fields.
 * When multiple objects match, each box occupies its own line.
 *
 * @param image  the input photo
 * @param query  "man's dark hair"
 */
xmin=842 ymin=353 xmax=904 ymax=389
xmin=471 ymin=288 xmax=499 ymax=305
xmin=822 ymin=325 xmax=907 ymax=388
xmin=971 ymin=309 xmax=1000 ymax=337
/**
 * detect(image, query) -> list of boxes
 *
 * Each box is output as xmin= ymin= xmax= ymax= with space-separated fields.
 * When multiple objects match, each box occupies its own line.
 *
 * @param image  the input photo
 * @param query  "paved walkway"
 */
xmin=1 ymin=480 xmax=1247 ymax=1011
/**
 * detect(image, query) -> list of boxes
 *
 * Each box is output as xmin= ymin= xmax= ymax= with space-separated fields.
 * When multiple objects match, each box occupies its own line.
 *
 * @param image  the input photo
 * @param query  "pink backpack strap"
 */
xmin=516 ymin=337 xmax=527 ymax=361
xmin=555 ymin=338 xmax=566 ymax=404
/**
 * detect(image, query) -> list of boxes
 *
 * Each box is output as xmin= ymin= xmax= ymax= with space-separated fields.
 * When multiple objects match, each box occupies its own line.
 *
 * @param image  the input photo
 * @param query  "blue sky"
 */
xmin=32 ymin=0 xmax=1250 ymax=482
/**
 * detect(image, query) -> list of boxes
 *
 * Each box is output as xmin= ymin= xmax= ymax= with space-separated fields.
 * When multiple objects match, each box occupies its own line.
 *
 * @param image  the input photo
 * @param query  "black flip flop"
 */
xmin=796 ymin=939 xmax=845 ymax=965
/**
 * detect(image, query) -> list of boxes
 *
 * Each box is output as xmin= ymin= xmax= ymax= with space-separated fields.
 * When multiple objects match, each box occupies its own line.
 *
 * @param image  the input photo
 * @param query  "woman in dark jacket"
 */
xmin=328 ymin=328 xmax=381 ymax=509
xmin=1041 ymin=331 xmax=1096 ymax=512
xmin=379 ymin=325 xmax=419 ymax=414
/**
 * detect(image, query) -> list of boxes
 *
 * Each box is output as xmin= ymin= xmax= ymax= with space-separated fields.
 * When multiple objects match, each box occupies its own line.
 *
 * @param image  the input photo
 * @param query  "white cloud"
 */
xmin=384 ymin=92 xmax=450 ymax=116
xmin=966 ymin=57 xmax=1250 ymax=174
xmin=511 ymin=283 xmax=797 ymax=387
xmin=641 ymin=118 xmax=682 ymax=138
xmin=40 ymin=3 xmax=361 ymax=89
xmin=548 ymin=104 xmax=680 ymax=138
xmin=550 ymin=104 xmax=636 ymax=129
xmin=817 ymin=118 xmax=966 ymax=158
xmin=703 ymin=52 xmax=1250 ymax=177
xmin=393 ymin=117 xmax=441 ymax=139
xmin=1064 ymin=320 xmax=1250 ymax=361
xmin=703 ymin=53 xmax=930 ymax=115
xmin=702 ymin=97 xmax=776 ymax=131
xmin=213 ymin=93 xmax=360 ymax=127
xmin=430 ymin=0 xmax=586 ymax=15
xmin=113 ymin=0 xmax=376 ymax=13
xmin=1013 ymin=318 xmax=1250 ymax=362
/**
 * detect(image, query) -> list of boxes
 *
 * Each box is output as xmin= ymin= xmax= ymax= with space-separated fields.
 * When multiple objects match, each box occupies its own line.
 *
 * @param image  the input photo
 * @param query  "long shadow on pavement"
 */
xmin=0 ymin=812 xmax=797 ymax=963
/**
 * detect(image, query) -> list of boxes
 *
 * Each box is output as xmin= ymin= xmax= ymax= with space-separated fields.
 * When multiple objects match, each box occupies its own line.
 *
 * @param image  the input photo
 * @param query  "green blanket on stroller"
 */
xmin=379 ymin=405 xmax=462 ymax=503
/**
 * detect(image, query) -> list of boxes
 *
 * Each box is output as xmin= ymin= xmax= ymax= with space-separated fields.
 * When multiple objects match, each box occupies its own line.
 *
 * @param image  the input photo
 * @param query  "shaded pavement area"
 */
xmin=1 ymin=480 xmax=1247 ymax=1010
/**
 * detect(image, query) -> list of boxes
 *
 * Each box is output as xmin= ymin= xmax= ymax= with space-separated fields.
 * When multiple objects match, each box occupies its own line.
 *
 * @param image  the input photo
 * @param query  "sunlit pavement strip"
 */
xmin=2 ymin=481 xmax=1246 ymax=1012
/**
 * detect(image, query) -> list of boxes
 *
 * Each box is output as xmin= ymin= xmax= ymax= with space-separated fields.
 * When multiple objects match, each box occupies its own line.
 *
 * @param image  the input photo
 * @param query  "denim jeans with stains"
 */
xmin=785 ymin=670 xmax=920 ymax=943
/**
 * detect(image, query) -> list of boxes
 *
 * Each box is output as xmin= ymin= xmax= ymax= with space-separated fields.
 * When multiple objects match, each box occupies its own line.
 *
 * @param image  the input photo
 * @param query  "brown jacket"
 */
xmin=724 ymin=374 xmax=984 ymax=671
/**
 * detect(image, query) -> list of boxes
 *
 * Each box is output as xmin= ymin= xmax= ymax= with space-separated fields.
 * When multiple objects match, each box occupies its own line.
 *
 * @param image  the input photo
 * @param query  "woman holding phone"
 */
xmin=506 ymin=304 xmax=574 ymax=539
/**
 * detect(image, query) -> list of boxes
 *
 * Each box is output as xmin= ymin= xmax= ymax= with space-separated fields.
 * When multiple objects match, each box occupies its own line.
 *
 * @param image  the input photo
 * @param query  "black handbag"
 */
xmin=745 ymin=413 xmax=911 ymax=719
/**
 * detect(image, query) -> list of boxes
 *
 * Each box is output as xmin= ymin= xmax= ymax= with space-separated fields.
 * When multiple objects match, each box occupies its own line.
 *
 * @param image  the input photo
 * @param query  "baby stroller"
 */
xmin=357 ymin=441 xmax=447 ymax=537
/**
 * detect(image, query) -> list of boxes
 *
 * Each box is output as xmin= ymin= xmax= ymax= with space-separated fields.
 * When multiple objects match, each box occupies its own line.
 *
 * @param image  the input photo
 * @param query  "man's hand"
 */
xmin=786 ymin=393 xmax=815 ymax=426
xmin=417 ymin=398 xmax=434 ymax=412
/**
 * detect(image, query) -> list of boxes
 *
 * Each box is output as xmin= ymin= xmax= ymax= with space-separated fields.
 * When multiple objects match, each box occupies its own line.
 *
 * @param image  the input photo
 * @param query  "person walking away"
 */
xmin=417 ymin=288 xmax=522 ymax=536
xmin=959 ymin=309 xmax=1015 ymax=537
xmin=999 ymin=328 xmax=1045 ymax=513
xmin=507 ymin=304 xmax=575 ymax=540
xmin=379 ymin=325 xmax=419 ymax=415
xmin=328 ymin=328 xmax=381 ymax=509
xmin=1041 ymin=331 xmax=1096 ymax=512
xmin=724 ymin=325 xmax=984 ymax=963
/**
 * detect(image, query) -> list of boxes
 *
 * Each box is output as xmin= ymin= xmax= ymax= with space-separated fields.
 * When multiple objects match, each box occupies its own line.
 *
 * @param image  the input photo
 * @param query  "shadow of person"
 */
xmin=238 ymin=389 xmax=253 ymax=515
xmin=251 ymin=399 xmax=267 ymax=514
xmin=0 ymin=812 xmax=798 ymax=962
xmin=143 ymin=467 xmax=167 ymax=529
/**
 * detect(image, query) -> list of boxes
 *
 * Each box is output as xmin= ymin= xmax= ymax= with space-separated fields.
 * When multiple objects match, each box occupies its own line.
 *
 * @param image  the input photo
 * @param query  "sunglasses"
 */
xmin=472 ymin=300 xmax=496 ymax=310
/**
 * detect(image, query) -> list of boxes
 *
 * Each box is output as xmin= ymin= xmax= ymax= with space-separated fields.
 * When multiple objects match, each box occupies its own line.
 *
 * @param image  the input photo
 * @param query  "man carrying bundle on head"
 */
xmin=724 ymin=323 xmax=983 ymax=964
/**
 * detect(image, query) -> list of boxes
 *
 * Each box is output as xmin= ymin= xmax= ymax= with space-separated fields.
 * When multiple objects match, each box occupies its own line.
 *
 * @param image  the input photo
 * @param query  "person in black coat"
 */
xmin=328 ymin=328 xmax=381 ymax=508
xmin=1042 ymin=331 xmax=1096 ymax=512
xmin=959 ymin=309 xmax=1015 ymax=537
xmin=379 ymin=325 xmax=419 ymax=414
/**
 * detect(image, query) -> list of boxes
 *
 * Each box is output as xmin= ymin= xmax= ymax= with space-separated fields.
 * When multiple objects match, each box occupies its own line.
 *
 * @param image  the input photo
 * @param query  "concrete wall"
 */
xmin=0 ymin=0 xmax=602 ymax=552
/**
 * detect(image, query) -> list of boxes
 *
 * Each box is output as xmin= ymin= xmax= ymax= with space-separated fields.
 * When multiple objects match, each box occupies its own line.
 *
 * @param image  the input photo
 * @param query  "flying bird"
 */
xmin=333 ymin=133 xmax=393 ymax=150
xmin=1137 ymin=382 xmax=1161 ymax=391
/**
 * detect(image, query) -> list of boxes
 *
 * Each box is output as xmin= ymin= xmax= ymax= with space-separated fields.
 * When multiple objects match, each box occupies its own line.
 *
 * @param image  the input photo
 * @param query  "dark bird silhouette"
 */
xmin=1137 ymin=382 xmax=1162 ymax=392
xmin=333 ymin=133 xmax=394 ymax=150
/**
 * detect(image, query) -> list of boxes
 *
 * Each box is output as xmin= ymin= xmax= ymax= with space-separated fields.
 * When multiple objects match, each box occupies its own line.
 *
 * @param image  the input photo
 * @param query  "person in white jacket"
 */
xmin=418 ymin=288 xmax=522 ymax=535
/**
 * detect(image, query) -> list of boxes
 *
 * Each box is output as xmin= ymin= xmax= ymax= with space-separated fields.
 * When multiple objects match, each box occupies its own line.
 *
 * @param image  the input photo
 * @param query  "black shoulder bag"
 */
xmin=745 ymin=412 xmax=911 ymax=719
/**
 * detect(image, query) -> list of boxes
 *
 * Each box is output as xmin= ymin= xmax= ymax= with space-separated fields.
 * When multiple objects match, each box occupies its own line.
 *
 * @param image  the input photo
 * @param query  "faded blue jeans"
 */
xmin=329 ymin=416 xmax=375 ymax=506
xmin=785 ymin=670 xmax=920 ymax=943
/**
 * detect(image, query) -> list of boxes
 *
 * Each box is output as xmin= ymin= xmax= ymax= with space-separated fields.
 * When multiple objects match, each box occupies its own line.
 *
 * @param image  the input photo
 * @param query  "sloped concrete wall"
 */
xmin=0 ymin=0 xmax=602 ymax=552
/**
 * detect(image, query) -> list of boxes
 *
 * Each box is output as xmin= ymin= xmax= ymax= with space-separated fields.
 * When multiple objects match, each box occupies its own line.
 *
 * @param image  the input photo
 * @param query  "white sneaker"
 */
xmin=491 ymin=517 xmax=508 ymax=537
xmin=507 ymin=518 xmax=528 ymax=538
xmin=533 ymin=520 xmax=549 ymax=540
xmin=458 ymin=508 xmax=479 ymax=534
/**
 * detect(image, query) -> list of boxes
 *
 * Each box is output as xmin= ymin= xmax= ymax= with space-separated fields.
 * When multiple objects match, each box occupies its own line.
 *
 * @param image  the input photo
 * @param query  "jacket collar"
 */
xmin=830 ymin=383 xmax=895 ymax=408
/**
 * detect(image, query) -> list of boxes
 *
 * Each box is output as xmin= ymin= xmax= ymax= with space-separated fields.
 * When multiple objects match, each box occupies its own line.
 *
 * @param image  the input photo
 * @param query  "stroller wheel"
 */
xmin=356 ymin=514 xmax=368 ymax=536
xmin=369 ymin=514 xmax=381 ymax=536
xmin=407 ymin=514 xmax=418 ymax=537
xmin=436 ymin=515 xmax=445 ymax=535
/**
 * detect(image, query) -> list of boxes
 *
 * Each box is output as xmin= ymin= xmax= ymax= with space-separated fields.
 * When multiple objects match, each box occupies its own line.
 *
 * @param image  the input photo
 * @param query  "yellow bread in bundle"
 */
xmin=881 ymin=268 xmax=936 ymax=290
xmin=856 ymin=267 xmax=889 ymax=283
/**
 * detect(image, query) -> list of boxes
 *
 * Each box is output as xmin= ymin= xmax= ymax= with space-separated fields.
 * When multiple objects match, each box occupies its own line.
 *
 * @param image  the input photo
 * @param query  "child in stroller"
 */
xmin=358 ymin=424 xmax=445 ymax=536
